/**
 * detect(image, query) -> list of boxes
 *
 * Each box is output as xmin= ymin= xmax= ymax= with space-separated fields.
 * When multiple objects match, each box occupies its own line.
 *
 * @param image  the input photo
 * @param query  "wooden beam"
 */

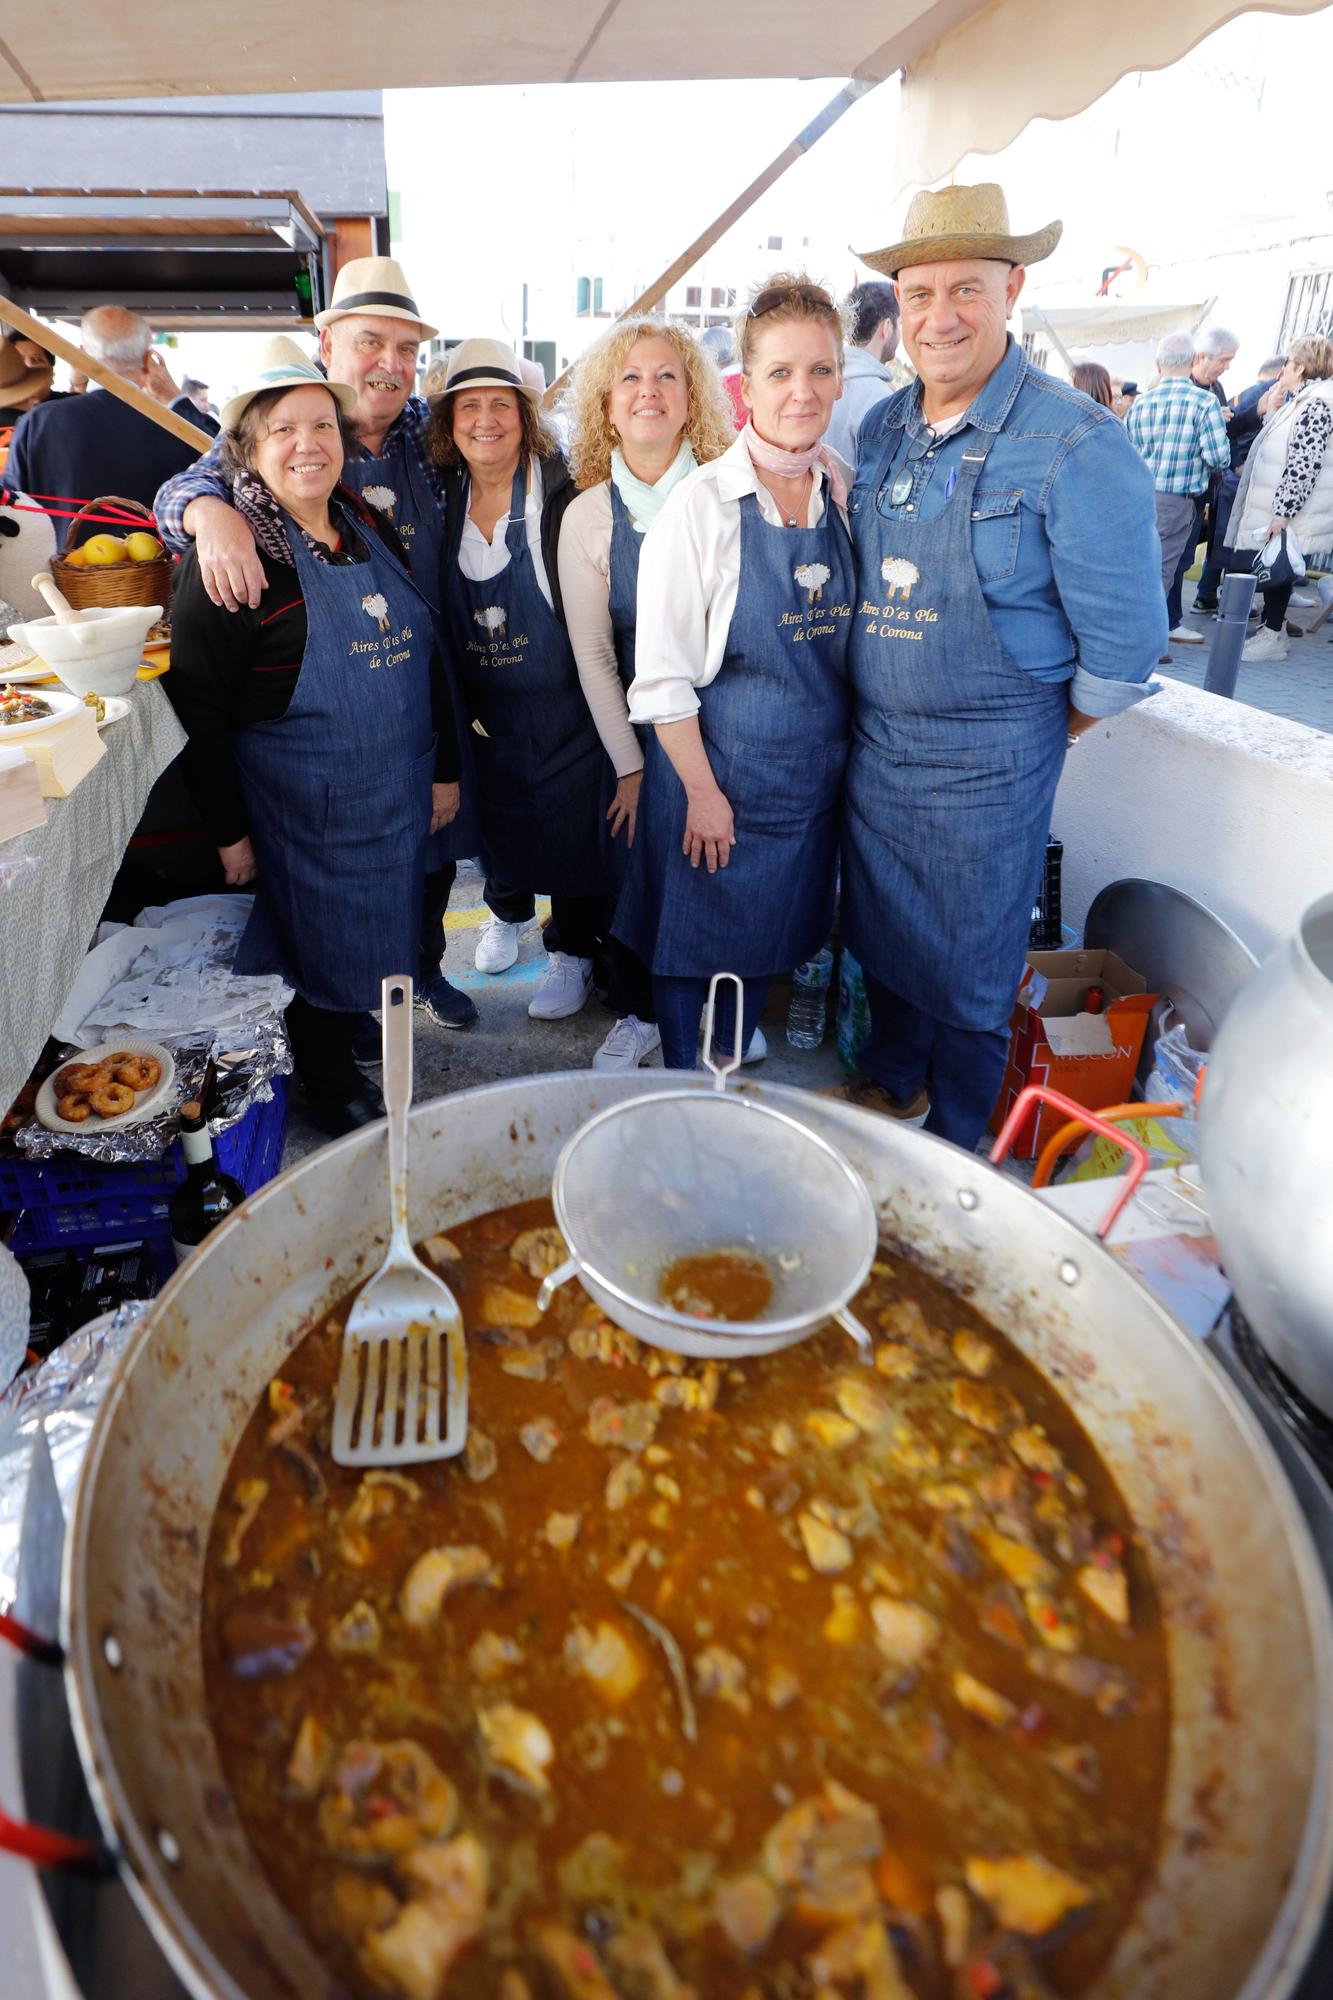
xmin=0 ymin=293 xmax=207 ymax=452
xmin=544 ymin=77 xmax=879 ymax=405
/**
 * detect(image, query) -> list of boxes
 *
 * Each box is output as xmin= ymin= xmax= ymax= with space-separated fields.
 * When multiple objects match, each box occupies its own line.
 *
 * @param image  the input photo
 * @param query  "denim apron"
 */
xmin=342 ymin=433 xmax=442 ymax=607
xmin=232 ymin=512 xmax=436 ymax=1011
xmin=842 ymin=428 xmax=1068 ymax=1032
xmin=445 ymin=463 xmax=606 ymax=899
xmin=600 ymin=479 xmax=645 ymax=892
xmin=615 ymin=491 xmax=853 ymax=978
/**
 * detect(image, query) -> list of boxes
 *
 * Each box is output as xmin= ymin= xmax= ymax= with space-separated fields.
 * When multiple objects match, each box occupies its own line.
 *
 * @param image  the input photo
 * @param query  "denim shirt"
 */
xmin=853 ymin=338 xmax=1165 ymax=717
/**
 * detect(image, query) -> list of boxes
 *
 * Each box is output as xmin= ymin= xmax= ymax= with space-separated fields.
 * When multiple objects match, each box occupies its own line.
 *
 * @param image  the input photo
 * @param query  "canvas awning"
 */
xmin=1023 ymin=300 xmax=1209 ymax=351
xmin=0 ymin=0 xmax=1328 ymax=192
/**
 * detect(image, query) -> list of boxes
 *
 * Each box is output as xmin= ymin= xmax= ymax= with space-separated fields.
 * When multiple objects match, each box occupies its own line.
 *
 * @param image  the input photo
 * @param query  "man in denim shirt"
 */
xmin=837 ymin=184 xmax=1165 ymax=1149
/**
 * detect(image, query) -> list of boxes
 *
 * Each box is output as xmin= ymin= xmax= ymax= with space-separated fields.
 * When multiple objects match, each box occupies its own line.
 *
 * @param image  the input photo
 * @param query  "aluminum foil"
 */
xmin=13 ymin=1016 xmax=292 ymax=1165
xmin=0 ymin=1299 xmax=145 ymax=1608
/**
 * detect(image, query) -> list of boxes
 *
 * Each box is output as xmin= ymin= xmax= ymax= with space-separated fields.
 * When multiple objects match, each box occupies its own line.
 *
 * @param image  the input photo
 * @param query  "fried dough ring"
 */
xmin=113 ymin=1055 xmax=160 ymax=1091
xmin=54 ymin=1064 xmax=96 ymax=1096
xmin=89 ymin=1082 xmax=135 ymax=1117
xmin=105 ymin=1051 xmax=137 ymax=1065
xmin=81 ymin=1065 xmax=114 ymax=1092
xmin=56 ymin=1093 xmax=92 ymax=1123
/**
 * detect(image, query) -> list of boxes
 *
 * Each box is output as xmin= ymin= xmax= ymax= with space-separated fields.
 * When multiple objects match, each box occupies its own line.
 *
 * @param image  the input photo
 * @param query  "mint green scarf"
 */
xmin=609 ymin=439 xmax=696 ymax=532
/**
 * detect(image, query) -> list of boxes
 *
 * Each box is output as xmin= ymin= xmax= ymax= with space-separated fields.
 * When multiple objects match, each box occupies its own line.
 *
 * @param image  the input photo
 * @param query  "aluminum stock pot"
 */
xmin=48 ymin=1074 xmax=1333 ymax=2000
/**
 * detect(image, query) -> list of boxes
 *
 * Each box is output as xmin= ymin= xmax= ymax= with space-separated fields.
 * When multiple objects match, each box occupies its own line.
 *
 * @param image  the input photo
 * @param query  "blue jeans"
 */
xmin=860 ymin=972 xmax=1008 ymax=1150
xmin=654 ymin=975 xmax=770 ymax=1071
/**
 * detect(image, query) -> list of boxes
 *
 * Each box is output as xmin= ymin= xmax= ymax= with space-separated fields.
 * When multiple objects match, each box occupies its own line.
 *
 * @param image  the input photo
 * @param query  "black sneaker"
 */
xmin=304 ymin=1081 xmax=385 ymax=1137
xmin=416 ymin=973 xmax=478 ymax=1029
xmin=1192 ymin=597 xmax=1219 ymax=613
xmin=351 ymin=1011 xmax=382 ymax=1065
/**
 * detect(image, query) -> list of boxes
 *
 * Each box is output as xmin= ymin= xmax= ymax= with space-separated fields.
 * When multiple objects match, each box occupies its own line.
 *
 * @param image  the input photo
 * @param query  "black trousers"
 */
xmin=287 ymin=994 xmax=360 ymax=1101
xmin=483 ymin=872 xmax=604 ymax=961
xmin=1221 ymin=549 xmax=1294 ymax=633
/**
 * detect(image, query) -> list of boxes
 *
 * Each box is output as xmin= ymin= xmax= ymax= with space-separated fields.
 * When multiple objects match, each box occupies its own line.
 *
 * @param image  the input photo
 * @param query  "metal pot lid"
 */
xmin=1084 ymin=878 xmax=1259 ymax=1075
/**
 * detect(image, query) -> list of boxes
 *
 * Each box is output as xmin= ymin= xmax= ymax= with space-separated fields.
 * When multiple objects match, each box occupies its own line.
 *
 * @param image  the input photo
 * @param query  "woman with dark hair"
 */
xmin=167 ymin=336 xmax=457 ymax=1134
xmin=614 ymin=274 xmax=855 ymax=1069
xmin=429 ymin=337 xmax=608 ymax=1023
xmin=1072 ymin=362 xmax=1115 ymax=411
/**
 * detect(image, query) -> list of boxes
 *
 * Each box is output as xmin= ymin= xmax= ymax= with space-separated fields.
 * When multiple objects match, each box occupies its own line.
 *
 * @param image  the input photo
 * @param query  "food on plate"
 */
xmin=47 ymin=1046 xmax=165 ymax=1124
xmin=146 ymin=617 xmax=171 ymax=645
xmin=83 ymin=691 xmax=107 ymax=723
xmin=0 ymin=685 xmax=54 ymax=726
xmin=112 ymin=1053 xmax=161 ymax=1090
xmin=202 ymin=1197 xmax=1170 ymax=2000
xmin=89 ymin=1080 xmax=135 ymax=1116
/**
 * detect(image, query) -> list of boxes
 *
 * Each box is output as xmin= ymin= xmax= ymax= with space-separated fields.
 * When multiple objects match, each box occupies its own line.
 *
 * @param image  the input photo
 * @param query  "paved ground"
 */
xmin=282 ymin=860 xmax=845 ymax=1168
xmin=1155 ymin=581 xmax=1333 ymax=734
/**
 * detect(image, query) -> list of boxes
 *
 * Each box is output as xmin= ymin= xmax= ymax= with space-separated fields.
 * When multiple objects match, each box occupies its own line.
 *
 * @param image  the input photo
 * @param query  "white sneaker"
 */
xmin=742 ymin=1027 xmax=768 ymax=1064
xmin=1167 ymin=625 xmax=1205 ymax=646
xmin=475 ymin=915 xmax=521 ymax=974
xmin=1241 ymin=626 xmax=1289 ymax=664
xmin=528 ymin=952 xmax=594 ymax=1020
xmin=1309 ymin=578 xmax=1333 ymax=632
xmin=592 ymin=1015 xmax=662 ymax=1072
xmin=1290 ymin=590 xmax=1317 ymax=609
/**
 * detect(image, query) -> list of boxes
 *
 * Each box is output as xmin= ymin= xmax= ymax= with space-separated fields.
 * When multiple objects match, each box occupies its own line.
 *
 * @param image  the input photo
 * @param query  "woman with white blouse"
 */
xmin=614 ymin=276 xmax=855 ymax=1070
xmin=557 ymin=319 xmax=733 ymax=1070
xmin=429 ymin=339 xmax=606 ymax=1023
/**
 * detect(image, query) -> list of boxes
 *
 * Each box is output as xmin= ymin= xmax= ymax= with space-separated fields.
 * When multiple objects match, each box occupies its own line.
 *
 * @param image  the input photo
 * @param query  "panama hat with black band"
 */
xmin=220 ymin=335 xmax=358 ymax=433
xmin=432 ymin=338 xmax=543 ymax=410
xmin=313 ymin=256 xmax=439 ymax=341
xmin=855 ymin=183 xmax=1062 ymax=278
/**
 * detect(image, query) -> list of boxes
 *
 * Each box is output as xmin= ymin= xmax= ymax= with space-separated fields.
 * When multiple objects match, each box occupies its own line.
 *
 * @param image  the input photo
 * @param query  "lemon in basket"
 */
xmin=125 ymin=532 xmax=164 ymax=563
xmin=82 ymin=534 xmax=128 ymax=566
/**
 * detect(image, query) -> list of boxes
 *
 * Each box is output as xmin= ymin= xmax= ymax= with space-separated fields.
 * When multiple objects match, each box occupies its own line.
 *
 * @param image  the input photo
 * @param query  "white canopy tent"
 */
xmin=0 ymin=0 xmax=1328 ymax=191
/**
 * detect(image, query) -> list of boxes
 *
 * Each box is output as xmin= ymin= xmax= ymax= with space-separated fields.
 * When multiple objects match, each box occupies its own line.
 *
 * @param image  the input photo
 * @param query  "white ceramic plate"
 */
xmin=94 ymin=696 xmax=130 ymax=731
xmin=0 ymin=641 xmax=49 ymax=683
xmin=0 ymin=687 xmax=82 ymax=739
xmin=36 ymin=1039 xmax=176 ymax=1135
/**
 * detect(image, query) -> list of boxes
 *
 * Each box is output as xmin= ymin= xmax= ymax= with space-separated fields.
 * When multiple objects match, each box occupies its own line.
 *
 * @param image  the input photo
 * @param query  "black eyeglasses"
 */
xmin=747 ymin=281 xmax=835 ymax=320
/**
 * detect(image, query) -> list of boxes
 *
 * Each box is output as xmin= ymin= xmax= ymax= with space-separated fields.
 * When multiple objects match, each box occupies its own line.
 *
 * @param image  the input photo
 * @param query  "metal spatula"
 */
xmin=331 ymin=974 xmax=468 ymax=1466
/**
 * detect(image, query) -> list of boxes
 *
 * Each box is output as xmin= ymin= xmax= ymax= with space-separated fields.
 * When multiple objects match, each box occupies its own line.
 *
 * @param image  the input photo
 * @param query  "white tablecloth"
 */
xmin=0 ymin=682 xmax=186 ymax=1118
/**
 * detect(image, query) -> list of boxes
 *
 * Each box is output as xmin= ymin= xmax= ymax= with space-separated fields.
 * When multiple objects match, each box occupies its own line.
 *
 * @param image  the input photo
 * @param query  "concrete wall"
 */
xmin=1053 ymin=679 xmax=1333 ymax=963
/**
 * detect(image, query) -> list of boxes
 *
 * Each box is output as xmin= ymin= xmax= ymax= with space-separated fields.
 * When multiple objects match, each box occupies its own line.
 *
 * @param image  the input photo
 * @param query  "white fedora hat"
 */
xmin=220 ymin=336 xmax=358 ymax=433
xmin=433 ymin=337 xmax=542 ymax=408
xmin=313 ymin=256 xmax=438 ymax=340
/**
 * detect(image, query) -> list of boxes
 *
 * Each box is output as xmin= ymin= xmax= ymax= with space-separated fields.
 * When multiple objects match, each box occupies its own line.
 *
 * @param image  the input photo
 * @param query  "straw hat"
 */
xmin=220 ymin=335 xmax=358 ymax=433
xmin=855 ymin=183 xmax=1062 ymax=279
xmin=0 ymin=338 xmax=53 ymax=407
xmin=313 ymin=256 xmax=438 ymax=340
xmin=431 ymin=338 xmax=543 ymax=408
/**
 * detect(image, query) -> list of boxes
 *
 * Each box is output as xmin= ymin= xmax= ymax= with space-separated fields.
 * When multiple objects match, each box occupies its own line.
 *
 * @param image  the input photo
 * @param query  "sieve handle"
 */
xmin=701 ymin=971 xmax=745 ymax=1092
xmin=834 ymin=1307 xmax=874 ymax=1361
xmin=537 ymin=1256 xmax=580 ymax=1313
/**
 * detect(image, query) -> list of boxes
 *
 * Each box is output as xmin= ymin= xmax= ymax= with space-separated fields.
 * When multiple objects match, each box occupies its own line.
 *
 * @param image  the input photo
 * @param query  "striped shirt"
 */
xmin=1126 ymin=377 xmax=1230 ymax=496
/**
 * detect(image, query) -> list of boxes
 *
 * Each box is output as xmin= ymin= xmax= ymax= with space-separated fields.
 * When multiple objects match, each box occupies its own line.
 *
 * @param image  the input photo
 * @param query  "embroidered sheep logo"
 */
xmin=474 ymin=606 xmax=507 ymax=641
xmin=361 ymin=591 xmax=390 ymax=635
xmin=880 ymin=557 xmax=921 ymax=602
xmin=794 ymin=561 xmax=831 ymax=606
xmin=362 ymin=483 xmax=397 ymax=519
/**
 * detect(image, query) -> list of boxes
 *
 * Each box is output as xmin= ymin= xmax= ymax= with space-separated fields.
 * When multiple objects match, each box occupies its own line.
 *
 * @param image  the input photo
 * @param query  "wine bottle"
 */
xmin=169 ymin=1098 xmax=244 ymax=1264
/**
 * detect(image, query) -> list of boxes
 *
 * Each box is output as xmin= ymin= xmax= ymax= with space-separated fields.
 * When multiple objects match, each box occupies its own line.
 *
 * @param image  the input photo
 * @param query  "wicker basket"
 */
xmin=54 ymin=496 xmax=173 ymax=612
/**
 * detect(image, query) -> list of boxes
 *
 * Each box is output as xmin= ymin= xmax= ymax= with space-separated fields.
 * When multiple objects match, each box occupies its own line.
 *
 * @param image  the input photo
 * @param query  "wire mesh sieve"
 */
xmin=538 ymin=976 xmax=877 ymax=1358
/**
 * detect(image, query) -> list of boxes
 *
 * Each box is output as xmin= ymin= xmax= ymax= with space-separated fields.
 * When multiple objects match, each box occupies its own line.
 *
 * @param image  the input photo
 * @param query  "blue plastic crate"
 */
xmin=4 ymin=1076 xmax=290 ymax=1258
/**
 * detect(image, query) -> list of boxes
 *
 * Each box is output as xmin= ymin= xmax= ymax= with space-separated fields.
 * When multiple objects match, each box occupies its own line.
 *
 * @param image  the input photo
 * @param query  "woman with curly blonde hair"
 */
xmin=558 ymin=318 xmax=733 ymax=1070
xmin=613 ymin=274 xmax=855 ymax=1072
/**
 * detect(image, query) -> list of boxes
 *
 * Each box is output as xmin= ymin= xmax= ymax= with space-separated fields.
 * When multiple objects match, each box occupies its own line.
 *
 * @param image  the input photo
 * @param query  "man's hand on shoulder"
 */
xmin=185 ymin=498 xmax=265 ymax=612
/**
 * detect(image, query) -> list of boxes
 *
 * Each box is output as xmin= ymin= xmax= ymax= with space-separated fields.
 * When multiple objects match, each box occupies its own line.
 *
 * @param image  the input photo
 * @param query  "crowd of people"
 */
xmin=12 ymin=177 xmax=1327 ymax=1151
xmin=141 ymin=183 xmax=1175 ymax=1149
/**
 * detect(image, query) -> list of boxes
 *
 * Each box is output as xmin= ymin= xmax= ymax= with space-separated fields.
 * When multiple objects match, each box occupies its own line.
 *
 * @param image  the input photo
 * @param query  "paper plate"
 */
xmin=94 ymin=696 xmax=131 ymax=731
xmin=36 ymin=1039 xmax=177 ymax=1135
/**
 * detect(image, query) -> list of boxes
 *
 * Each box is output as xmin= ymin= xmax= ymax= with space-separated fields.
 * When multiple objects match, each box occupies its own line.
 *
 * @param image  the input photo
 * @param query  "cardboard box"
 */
xmin=991 ymin=948 xmax=1158 ymax=1159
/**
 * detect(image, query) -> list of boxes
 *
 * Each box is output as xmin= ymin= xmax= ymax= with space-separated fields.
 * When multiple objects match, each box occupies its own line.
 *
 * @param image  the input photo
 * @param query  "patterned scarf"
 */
xmin=233 ymin=468 xmax=349 ymax=567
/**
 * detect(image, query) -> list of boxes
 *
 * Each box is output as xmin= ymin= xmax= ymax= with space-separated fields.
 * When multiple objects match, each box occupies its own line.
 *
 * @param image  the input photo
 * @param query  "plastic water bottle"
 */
xmin=837 ymin=948 xmax=870 ymax=1070
xmin=786 ymin=947 xmax=834 ymax=1049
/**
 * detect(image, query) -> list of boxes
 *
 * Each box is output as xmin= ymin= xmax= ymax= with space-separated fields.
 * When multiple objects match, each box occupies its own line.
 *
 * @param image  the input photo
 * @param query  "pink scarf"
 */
xmin=740 ymin=419 xmax=849 ymax=511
